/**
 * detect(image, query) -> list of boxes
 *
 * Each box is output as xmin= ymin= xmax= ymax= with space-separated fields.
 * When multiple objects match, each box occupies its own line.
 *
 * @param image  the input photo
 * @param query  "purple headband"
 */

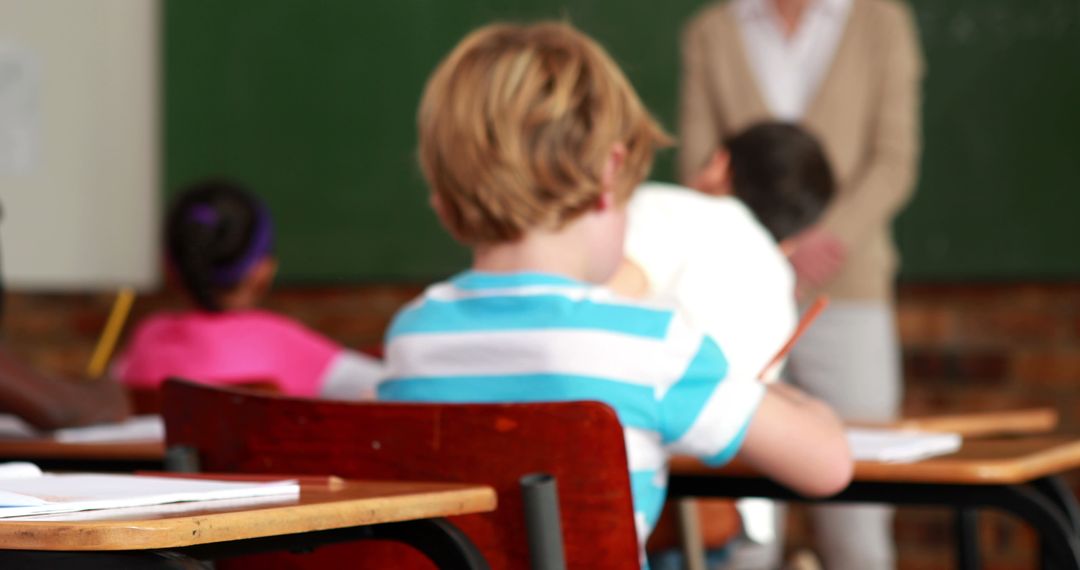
xmin=187 ymin=201 xmax=275 ymax=287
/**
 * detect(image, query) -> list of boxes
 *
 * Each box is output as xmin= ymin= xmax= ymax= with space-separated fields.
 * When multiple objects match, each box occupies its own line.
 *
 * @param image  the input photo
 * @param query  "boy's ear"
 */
xmin=601 ymin=142 xmax=628 ymax=195
xmin=429 ymin=192 xmax=444 ymax=215
xmin=691 ymin=150 xmax=732 ymax=196
xmin=428 ymin=192 xmax=470 ymax=242
xmin=429 ymin=192 xmax=454 ymax=227
xmin=714 ymin=150 xmax=732 ymax=189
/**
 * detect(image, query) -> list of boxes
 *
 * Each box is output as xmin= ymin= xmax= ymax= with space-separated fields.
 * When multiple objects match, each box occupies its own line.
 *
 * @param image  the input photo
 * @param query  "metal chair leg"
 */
xmin=677 ymin=499 xmax=707 ymax=570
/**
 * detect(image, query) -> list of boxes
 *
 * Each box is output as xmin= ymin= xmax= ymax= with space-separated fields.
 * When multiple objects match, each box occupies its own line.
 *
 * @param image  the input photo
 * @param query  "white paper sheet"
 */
xmin=847 ymin=428 xmax=962 ymax=463
xmin=0 ymin=474 xmax=299 ymax=518
xmin=52 ymin=415 xmax=164 ymax=443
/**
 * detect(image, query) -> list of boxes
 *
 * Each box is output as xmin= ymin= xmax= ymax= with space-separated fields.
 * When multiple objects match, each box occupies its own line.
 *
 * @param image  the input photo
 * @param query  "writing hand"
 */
xmin=789 ymin=226 xmax=846 ymax=294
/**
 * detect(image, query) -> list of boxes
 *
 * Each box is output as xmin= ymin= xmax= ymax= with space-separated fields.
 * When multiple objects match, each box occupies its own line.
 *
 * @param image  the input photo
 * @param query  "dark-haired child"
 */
xmin=698 ymin=121 xmax=836 ymax=243
xmin=610 ymin=121 xmax=836 ymax=568
xmin=114 ymin=181 xmax=382 ymax=399
xmin=613 ymin=121 xmax=835 ymax=383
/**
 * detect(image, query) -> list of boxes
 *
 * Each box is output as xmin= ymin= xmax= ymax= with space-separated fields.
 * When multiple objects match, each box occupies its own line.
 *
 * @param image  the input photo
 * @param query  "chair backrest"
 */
xmin=127 ymin=380 xmax=280 ymax=415
xmin=162 ymin=379 xmax=641 ymax=570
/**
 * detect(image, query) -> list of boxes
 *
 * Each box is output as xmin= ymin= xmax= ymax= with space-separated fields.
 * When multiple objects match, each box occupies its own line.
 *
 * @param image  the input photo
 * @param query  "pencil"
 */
xmin=87 ymin=287 xmax=136 ymax=379
xmin=136 ymin=471 xmax=346 ymax=488
xmin=757 ymin=295 xmax=830 ymax=382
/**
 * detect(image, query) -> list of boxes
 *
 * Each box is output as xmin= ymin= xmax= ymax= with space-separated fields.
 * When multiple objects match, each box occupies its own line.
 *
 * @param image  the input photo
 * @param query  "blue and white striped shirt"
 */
xmin=379 ymin=271 xmax=765 ymax=545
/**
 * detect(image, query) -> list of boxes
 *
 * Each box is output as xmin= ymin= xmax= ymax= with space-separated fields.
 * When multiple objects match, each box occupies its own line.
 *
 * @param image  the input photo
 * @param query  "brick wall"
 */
xmin=889 ymin=283 xmax=1080 ymax=569
xmin=900 ymin=284 xmax=1080 ymax=427
xmin=3 ymin=282 xmax=1079 ymax=568
xmin=2 ymin=284 xmax=423 ymax=377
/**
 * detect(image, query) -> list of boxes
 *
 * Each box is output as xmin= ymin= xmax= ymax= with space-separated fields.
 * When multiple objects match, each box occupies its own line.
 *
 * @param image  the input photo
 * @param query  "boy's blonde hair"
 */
xmin=418 ymin=22 xmax=672 ymax=244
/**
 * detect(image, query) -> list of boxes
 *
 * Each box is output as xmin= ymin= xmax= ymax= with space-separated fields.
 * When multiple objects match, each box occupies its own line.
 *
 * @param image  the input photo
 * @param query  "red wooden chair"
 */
xmin=161 ymin=378 xmax=641 ymax=569
xmin=127 ymin=380 xmax=280 ymax=415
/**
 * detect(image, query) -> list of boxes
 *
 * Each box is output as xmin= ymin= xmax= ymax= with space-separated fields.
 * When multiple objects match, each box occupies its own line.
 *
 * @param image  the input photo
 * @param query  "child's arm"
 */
xmin=0 ymin=343 xmax=130 ymax=430
xmin=736 ymin=382 xmax=853 ymax=497
xmin=659 ymin=329 xmax=849 ymax=497
xmin=319 ymin=349 xmax=385 ymax=401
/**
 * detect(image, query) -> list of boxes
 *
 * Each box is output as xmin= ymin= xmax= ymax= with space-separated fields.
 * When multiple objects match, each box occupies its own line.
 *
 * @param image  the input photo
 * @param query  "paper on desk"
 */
xmin=846 ymin=428 xmax=962 ymax=463
xmin=52 ymin=415 xmax=164 ymax=443
xmin=12 ymin=492 xmax=298 ymax=522
xmin=0 ymin=414 xmax=165 ymax=443
xmin=0 ymin=462 xmax=42 ymax=479
xmin=0 ymin=474 xmax=299 ymax=518
xmin=0 ymin=415 xmax=38 ymax=439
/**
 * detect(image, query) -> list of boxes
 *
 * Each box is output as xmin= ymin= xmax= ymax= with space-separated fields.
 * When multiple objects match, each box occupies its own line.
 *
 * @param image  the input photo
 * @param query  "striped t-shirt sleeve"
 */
xmin=658 ymin=329 xmax=766 ymax=466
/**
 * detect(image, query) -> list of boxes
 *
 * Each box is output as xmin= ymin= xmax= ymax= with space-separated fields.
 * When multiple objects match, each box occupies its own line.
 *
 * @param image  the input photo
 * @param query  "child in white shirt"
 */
xmin=613 ymin=122 xmax=835 ymax=382
xmin=611 ymin=122 xmax=836 ymax=568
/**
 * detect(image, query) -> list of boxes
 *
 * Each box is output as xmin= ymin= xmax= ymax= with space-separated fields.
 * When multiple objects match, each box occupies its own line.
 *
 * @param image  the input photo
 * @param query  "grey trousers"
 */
xmin=789 ymin=300 xmax=902 ymax=570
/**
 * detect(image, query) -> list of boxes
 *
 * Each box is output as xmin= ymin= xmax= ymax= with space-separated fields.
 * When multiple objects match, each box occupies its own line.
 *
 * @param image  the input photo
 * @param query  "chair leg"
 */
xmin=677 ymin=499 xmax=707 ymax=570
xmin=520 ymin=473 xmax=566 ymax=570
xmin=954 ymin=508 xmax=980 ymax=570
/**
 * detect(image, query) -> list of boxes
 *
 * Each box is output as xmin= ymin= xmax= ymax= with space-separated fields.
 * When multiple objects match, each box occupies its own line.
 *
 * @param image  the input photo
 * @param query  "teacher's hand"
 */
xmin=789 ymin=226 xmax=846 ymax=295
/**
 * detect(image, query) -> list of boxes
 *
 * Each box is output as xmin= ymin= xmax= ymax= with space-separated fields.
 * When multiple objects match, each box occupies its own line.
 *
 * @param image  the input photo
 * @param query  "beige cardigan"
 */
xmin=679 ymin=0 xmax=923 ymax=301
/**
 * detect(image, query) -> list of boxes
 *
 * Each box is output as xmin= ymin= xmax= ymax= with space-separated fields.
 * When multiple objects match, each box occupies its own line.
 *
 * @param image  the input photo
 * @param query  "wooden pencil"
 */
xmin=87 ymin=287 xmax=136 ymax=379
xmin=757 ymin=295 xmax=830 ymax=381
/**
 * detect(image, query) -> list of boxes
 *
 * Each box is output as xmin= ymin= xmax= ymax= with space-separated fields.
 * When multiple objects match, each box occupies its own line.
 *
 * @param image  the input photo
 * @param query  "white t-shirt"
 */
xmin=625 ymin=183 xmax=797 ymax=382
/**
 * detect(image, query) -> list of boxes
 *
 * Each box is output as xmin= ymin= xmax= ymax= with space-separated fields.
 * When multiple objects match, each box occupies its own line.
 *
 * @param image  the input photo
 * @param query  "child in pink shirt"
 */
xmin=115 ymin=180 xmax=381 ymax=399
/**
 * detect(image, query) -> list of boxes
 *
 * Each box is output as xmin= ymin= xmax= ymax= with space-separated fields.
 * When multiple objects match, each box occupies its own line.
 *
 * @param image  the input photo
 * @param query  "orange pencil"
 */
xmin=757 ymin=295 xmax=830 ymax=381
xmin=137 ymin=471 xmax=345 ymax=489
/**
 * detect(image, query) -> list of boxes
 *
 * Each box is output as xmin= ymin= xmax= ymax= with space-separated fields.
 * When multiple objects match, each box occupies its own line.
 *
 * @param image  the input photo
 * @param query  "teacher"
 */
xmin=679 ymin=0 xmax=923 ymax=568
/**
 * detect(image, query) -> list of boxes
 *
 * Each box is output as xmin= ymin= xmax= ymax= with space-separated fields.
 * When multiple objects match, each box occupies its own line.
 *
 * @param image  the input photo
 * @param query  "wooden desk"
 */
xmin=872 ymin=407 xmax=1059 ymax=439
xmin=0 ymin=479 xmax=496 ymax=569
xmin=0 ymin=414 xmax=169 ymax=471
xmin=670 ymin=436 xmax=1080 ymax=570
xmin=0 ymin=438 xmax=165 ymax=471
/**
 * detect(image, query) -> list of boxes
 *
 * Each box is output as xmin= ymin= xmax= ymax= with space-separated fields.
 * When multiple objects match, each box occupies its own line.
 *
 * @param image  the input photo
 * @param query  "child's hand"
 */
xmin=606 ymin=259 xmax=650 ymax=299
xmin=789 ymin=226 xmax=846 ymax=294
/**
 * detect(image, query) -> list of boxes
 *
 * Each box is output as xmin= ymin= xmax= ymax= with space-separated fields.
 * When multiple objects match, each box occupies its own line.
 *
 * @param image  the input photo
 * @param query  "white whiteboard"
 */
xmin=0 ymin=0 xmax=159 ymax=291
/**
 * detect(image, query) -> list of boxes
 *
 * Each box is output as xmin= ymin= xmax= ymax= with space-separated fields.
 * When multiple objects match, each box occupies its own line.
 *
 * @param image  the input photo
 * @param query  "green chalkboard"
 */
xmin=165 ymin=0 xmax=1080 ymax=283
xmin=898 ymin=0 xmax=1080 ymax=279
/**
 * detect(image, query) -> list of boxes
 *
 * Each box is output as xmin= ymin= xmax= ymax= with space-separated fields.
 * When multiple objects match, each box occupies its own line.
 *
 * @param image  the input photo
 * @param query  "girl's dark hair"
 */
xmin=165 ymin=180 xmax=270 ymax=312
xmin=726 ymin=122 xmax=836 ymax=242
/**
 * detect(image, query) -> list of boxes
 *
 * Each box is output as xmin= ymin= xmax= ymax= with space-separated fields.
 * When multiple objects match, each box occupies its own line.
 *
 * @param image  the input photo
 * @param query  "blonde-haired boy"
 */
xmin=380 ymin=22 xmax=851 ymax=551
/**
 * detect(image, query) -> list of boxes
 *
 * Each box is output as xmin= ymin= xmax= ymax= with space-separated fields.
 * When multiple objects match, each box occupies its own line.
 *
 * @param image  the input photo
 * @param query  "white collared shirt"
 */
xmin=734 ymin=0 xmax=853 ymax=121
